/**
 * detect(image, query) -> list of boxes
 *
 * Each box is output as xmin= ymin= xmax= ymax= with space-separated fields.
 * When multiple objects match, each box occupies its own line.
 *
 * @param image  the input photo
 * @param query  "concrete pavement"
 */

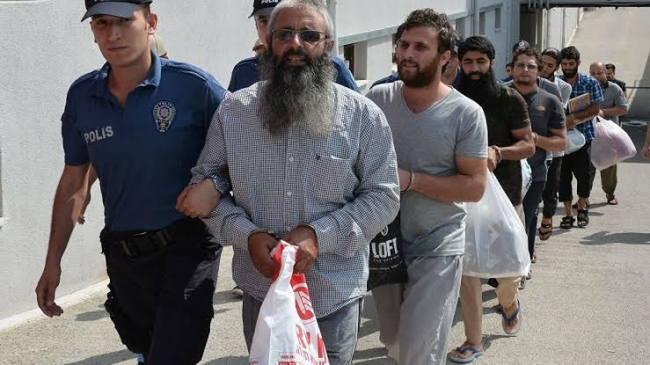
xmin=2 ymin=7 xmax=650 ymax=365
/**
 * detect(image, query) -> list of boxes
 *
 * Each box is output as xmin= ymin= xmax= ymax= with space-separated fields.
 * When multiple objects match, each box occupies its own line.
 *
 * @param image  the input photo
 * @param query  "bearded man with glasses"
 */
xmin=176 ymin=0 xmax=400 ymax=363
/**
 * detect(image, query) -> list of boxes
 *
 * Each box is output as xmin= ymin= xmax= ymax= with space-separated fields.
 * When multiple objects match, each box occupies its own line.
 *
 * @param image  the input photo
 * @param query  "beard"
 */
xmin=398 ymin=55 xmax=441 ymax=88
xmin=514 ymin=75 xmax=536 ymax=87
xmin=562 ymin=67 xmax=578 ymax=79
xmin=457 ymin=68 xmax=500 ymax=105
xmin=259 ymin=46 xmax=336 ymax=136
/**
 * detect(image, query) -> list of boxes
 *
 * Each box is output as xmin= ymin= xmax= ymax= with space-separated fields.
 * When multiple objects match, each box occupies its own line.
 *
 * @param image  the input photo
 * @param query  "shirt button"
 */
xmin=289 ymin=157 xmax=294 ymax=162
xmin=286 ymin=191 xmax=292 ymax=197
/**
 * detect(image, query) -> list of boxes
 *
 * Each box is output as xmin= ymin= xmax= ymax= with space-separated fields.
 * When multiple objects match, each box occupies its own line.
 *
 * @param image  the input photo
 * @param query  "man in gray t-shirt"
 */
xmin=589 ymin=62 xmax=629 ymax=205
xmin=370 ymin=84 xmax=487 ymax=257
xmin=366 ymin=9 xmax=488 ymax=365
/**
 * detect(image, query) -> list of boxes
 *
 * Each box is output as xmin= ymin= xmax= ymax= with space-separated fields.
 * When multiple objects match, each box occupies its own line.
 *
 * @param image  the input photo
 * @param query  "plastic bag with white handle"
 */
xmin=248 ymin=241 xmax=329 ymax=365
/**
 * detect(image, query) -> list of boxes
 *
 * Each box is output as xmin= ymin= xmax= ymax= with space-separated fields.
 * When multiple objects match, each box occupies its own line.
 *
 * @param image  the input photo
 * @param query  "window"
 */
xmin=495 ymin=7 xmax=502 ymax=30
xmin=344 ymin=44 xmax=355 ymax=75
xmin=455 ymin=17 xmax=466 ymax=38
xmin=479 ymin=12 xmax=486 ymax=35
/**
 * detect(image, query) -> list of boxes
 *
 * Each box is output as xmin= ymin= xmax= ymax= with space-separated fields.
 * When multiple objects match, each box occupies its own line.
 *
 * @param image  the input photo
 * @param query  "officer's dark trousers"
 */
xmin=101 ymin=218 xmax=221 ymax=365
xmin=558 ymin=142 xmax=592 ymax=203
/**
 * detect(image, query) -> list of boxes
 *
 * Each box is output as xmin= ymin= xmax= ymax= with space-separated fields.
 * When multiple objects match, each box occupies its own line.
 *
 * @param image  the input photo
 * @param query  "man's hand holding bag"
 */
xmin=248 ymin=241 xmax=329 ymax=365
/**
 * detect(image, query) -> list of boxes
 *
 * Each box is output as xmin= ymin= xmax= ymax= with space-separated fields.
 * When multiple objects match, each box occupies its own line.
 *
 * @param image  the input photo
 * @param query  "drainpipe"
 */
xmin=328 ymin=0 xmax=339 ymax=57
xmin=473 ymin=0 xmax=480 ymax=35
xmin=545 ymin=7 xmax=551 ymax=49
xmin=560 ymin=8 xmax=566 ymax=45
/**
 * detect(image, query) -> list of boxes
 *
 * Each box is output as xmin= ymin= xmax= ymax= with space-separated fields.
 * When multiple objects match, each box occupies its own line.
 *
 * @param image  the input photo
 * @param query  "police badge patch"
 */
xmin=153 ymin=101 xmax=176 ymax=132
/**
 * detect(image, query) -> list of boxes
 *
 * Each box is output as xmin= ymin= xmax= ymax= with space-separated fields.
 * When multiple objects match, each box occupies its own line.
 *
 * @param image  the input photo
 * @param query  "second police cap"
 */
xmin=82 ymin=0 xmax=153 ymax=22
xmin=249 ymin=0 xmax=282 ymax=18
xmin=512 ymin=40 xmax=530 ymax=53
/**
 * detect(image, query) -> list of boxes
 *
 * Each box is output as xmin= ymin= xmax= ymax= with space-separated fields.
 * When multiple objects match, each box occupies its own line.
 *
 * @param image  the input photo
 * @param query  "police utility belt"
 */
xmin=100 ymin=218 xmax=203 ymax=258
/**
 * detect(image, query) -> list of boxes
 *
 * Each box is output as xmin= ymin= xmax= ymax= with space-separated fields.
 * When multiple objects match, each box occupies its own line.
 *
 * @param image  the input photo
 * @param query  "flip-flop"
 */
xmin=449 ymin=346 xmax=484 ymax=364
xmin=501 ymin=299 xmax=522 ymax=335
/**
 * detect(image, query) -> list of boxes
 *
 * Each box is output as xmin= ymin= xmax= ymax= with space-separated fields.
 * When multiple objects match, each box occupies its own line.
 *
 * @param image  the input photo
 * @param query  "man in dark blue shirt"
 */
xmin=228 ymin=0 xmax=359 ymax=93
xmin=35 ymin=2 xmax=227 ymax=364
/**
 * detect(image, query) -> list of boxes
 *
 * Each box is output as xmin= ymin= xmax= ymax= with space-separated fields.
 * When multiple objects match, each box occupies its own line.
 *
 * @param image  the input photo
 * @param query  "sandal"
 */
xmin=577 ymin=209 xmax=589 ymax=227
xmin=448 ymin=345 xmax=484 ymax=363
xmin=538 ymin=220 xmax=552 ymax=240
xmin=560 ymin=216 xmax=575 ymax=229
xmin=501 ymin=299 xmax=522 ymax=335
xmin=606 ymin=194 xmax=618 ymax=205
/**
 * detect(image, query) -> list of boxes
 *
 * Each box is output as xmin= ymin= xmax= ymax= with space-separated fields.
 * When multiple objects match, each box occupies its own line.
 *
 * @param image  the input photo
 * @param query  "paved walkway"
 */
xmin=1 ymin=7 xmax=650 ymax=365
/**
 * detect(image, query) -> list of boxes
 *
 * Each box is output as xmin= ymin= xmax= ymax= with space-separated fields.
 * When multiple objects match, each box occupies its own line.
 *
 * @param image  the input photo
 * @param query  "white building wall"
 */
xmin=335 ymin=0 xmax=468 ymax=38
xmin=1 ymin=0 xmax=573 ymax=322
xmin=0 ymin=0 xmax=256 ymax=322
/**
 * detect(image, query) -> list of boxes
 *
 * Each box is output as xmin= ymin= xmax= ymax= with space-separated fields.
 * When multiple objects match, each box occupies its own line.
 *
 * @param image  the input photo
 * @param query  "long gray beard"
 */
xmin=259 ymin=50 xmax=336 ymax=136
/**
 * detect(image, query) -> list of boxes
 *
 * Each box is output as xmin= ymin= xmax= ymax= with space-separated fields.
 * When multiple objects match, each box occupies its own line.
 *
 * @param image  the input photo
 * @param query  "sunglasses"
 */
xmin=272 ymin=29 xmax=327 ymax=44
xmin=514 ymin=63 xmax=539 ymax=70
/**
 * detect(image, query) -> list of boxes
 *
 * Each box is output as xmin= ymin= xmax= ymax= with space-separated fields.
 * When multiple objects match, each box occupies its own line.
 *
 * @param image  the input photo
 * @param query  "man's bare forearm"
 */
xmin=601 ymin=106 xmax=628 ymax=118
xmin=500 ymin=139 xmax=535 ymax=160
xmin=409 ymin=171 xmax=486 ymax=203
xmin=46 ymin=165 xmax=90 ymax=266
xmin=536 ymin=129 xmax=567 ymax=152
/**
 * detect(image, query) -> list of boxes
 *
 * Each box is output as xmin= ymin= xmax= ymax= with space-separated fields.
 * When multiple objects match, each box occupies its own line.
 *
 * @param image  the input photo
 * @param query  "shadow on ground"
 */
xmin=65 ymin=349 xmax=133 ymax=365
xmin=213 ymin=290 xmax=241 ymax=306
xmin=203 ymin=356 xmax=248 ymax=365
xmin=580 ymin=231 xmax=650 ymax=245
xmin=76 ymin=304 xmax=108 ymax=322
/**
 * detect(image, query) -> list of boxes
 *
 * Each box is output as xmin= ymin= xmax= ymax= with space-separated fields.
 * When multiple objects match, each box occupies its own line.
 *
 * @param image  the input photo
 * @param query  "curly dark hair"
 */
xmin=513 ymin=46 xmax=542 ymax=69
xmin=400 ymin=8 xmax=455 ymax=54
xmin=560 ymin=46 xmax=581 ymax=61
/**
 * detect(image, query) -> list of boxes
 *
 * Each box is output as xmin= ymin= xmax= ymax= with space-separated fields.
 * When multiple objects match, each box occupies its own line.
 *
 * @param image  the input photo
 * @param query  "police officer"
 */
xmin=35 ymin=1 xmax=227 ymax=364
xmin=228 ymin=0 xmax=360 ymax=93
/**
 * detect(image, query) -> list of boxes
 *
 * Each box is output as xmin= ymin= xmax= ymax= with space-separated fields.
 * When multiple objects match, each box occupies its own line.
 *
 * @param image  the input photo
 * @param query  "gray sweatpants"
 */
xmin=372 ymin=255 xmax=463 ymax=365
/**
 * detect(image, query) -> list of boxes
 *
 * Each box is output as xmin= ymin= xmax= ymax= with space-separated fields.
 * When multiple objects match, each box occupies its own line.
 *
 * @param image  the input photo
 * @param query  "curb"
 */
xmin=0 ymin=279 xmax=109 ymax=332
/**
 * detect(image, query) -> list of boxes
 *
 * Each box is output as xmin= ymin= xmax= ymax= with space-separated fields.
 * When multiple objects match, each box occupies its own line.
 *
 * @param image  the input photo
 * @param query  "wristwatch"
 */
xmin=208 ymin=172 xmax=231 ymax=194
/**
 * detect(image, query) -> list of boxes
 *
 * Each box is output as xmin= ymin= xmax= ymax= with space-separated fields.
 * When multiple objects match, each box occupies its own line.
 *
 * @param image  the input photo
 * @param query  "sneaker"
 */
xmin=231 ymin=285 xmax=244 ymax=297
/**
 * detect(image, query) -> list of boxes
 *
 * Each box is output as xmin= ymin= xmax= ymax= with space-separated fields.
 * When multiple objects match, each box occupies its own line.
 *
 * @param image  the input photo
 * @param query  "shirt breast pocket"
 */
xmin=310 ymin=153 xmax=358 ymax=204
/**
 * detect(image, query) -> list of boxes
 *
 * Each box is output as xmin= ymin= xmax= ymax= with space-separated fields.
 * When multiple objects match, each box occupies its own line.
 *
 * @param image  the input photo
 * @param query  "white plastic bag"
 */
xmin=591 ymin=116 xmax=637 ymax=170
xmin=249 ymin=241 xmax=329 ymax=365
xmin=564 ymin=128 xmax=586 ymax=155
xmin=521 ymin=159 xmax=532 ymax=198
xmin=464 ymin=172 xmax=531 ymax=278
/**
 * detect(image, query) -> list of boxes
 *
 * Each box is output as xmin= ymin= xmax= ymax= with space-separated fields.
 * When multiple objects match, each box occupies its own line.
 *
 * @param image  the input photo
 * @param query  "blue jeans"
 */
xmin=243 ymin=293 xmax=362 ymax=365
xmin=524 ymin=181 xmax=546 ymax=258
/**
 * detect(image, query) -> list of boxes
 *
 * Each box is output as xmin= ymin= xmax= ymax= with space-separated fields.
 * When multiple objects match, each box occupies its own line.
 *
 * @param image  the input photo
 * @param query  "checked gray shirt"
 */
xmin=192 ymin=82 xmax=400 ymax=317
